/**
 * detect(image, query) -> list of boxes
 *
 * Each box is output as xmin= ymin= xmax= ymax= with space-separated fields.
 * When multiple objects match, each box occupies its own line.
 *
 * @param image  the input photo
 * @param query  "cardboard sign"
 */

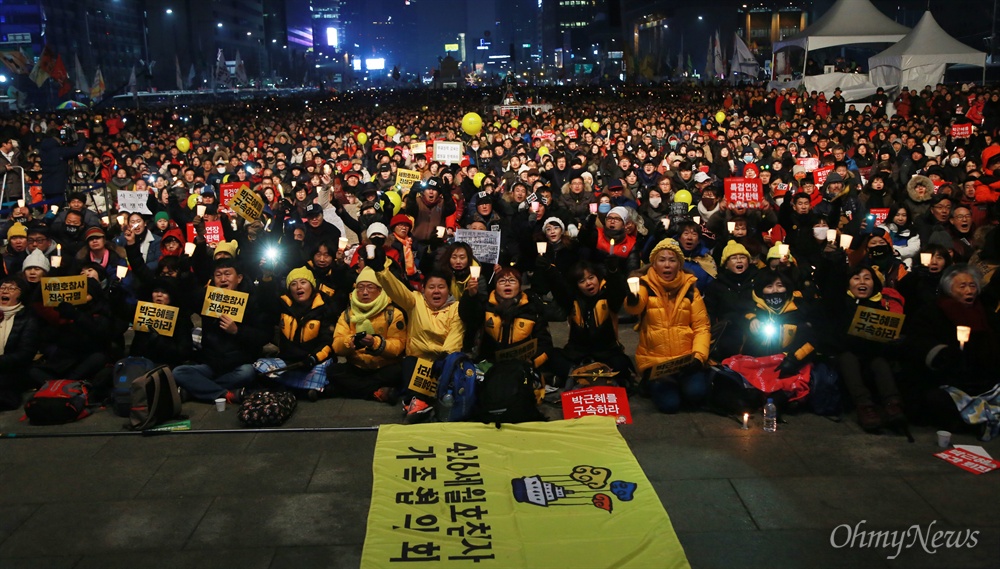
xmin=454 ymin=228 xmax=502 ymax=265
xmin=200 ymin=286 xmax=249 ymax=323
xmin=395 ymin=168 xmax=422 ymax=190
xmin=869 ymin=208 xmax=890 ymax=226
xmin=951 ymin=123 xmax=973 ymax=139
xmin=848 ymin=306 xmax=905 ymax=343
xmin=495 ymin=338 xmax=539 ymax=363
xmin=133 ymin=301 xmax=179 ymax=337
xmin=935 ymin=448 xmax=999 ymax=475
xmin=409 ymin=142 xmax=427 ymax=155
xmin=407 ymin=357 xmax=437 ymax=397
xmin=433 ymin=141 xmax=464 ymax=165
xmin=649 ymin=354 xmax=694 ymax=381
xmin=796 ymin=157 xmax=820 ymax=172
xmin=41 ymin=275 xmax=89 ymax=307
xmin=226 ymin=184 xmax=264 ymax=222
xmin=218 ymin=182 xmax=246 ymax=214
xmin=724 ymin=177 xmax=764 ymax=208
xmin=186 ymin=221 xmax=223 ymax=245
xmin=814 ymin=165 xmax=834 ymax=187
xmin=116 ymin=190 xmax=151 ymax=214
xmin=561 ymin=386 xmax=632 ymax=425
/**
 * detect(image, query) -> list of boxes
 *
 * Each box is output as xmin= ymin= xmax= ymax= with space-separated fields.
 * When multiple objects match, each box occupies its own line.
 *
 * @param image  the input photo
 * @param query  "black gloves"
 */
xmin=604 ymin=254 xmax=620 ymax=274
xmin=775 ymin=355 xmax=801 ymax=379
xmin=56 ymin=302 xmax=76 ymax=319
xmin=303 ymin=355 xmax=319 ymax=369
xmin=370 ymin=244 xmax=387 ymax=271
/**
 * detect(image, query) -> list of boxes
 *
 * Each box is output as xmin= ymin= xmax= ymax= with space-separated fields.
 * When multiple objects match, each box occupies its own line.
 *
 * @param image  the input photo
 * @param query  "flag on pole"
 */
xmin=705 ymin=36 xmax=713 ymax=78
xmin=90 ymin=67 xmax=105 ymax=100
xmin=713 ymin=30 xmax=725 ymax=78
xmin=74 ymin=54 xmax=89 ymax=95
xmin=234 ymin=51 xmax=247 ymax=85
xmin=187 ymin=63 xmax=196 ymax=89
xmin=730 ymin=32 xmax=759 ymax=81
xmin=214 ymin=49 xmax=229 ymax=87
xmin=29 ymin=45 xmax=55 ymax=87
xmin=175 ymin=55 xmax=184 ymax=91
xmin=128 ymin=65 xmax=137 ymax=95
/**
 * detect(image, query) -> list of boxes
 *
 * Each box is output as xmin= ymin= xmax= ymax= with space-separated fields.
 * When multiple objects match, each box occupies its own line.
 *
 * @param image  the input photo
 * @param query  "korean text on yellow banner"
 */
xmin=200 ymin=286 xmax=249 ymax=323
xmin=133 ymin=301 xmax=179 ymax=337
xmin=41 ymin=275 xmax=88 ymax=307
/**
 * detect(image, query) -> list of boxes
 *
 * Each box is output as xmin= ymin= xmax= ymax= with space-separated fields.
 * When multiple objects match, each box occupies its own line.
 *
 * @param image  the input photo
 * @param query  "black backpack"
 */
xmin=474 ymin=360 xmax=545 ymax=424
xmin=24 ymin=380 xmax=95 ymax=425
xmin=129 ymin=365 xmax=183 ymax=430
xmin=111 ymin=357 xmax=156 ymax=417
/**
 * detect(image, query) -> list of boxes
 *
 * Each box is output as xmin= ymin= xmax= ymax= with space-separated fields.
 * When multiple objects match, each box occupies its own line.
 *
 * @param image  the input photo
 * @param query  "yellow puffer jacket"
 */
xmin=333 ymin=302 xmax=408 ymax=369
xmin=375 ymin=263 xmax=465 ymax=359
xmin=625 ymin=269 xmax=711 ymax=372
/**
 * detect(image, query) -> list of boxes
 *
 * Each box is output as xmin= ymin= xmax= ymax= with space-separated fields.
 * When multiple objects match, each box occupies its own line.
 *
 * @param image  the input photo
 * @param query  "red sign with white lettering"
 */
xmin=814 ymin=166 xmax=834 ymax=187
xmin=796 ymin=157 xmax=820 ymax=172
xmin=951 ymin=123 xmax=973 ymax=139
xmin=187 ymin=221 xmax=223 ymax=245
xmin=934 ymin=448 xmax=999 ymax=475
xmin=218 ymin=182 xmax=246 ymax=215
xmin=561 ymin=386 xmax=632 ymax=425
xmin=724 ymin=177 xmax=764 ymax=208
xmin=869 ymin=208 xmax=890 ymax=226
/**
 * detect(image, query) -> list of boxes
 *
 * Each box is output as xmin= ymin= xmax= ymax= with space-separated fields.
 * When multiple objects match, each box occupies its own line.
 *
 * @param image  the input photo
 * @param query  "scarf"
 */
xmin=0 ymin=304 xmax=24 ymax=355
xmin=349 ymin=290 xmax=390 ymax=335
xmin=938 ymin=297 xmax=990 ymax=331
xmin=400 ymin=236 xmax=416 ymax=276
xmin=90 ymin=248 xmax=110 ymax=267
xmin=642 ymin=266 xmax=688 ymax=321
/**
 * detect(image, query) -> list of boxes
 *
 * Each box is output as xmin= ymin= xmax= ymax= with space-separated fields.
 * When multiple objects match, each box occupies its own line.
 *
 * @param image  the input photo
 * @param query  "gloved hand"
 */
xmin=303 ymin=355 xmax=319 ymax=369
xmin=57 ymin=302 xmax=76 ymax=319
xmin=682 ymin=357 xmax=704 ymax=375
xmin=370 ymin=244 xmax=387 ymax=271
xmin=604 ymin=254 xmax=620 ymax=274
xmin=775 ymin=355 xmax=801 ymax=379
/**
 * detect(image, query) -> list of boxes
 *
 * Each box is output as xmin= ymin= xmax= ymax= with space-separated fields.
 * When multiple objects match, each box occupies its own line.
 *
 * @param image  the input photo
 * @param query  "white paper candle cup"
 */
xmin=839 ymin=234 xmax=853 ymax=250
xmin=778 ymin=244 xmax=790 ymax=258
xmin=536 ymin=242 xmax=547 ymax=255
xmin=920 ymin=252 xmax=932 ymax=266
xmin=469 ymin=265 xmax=481 ymax=279
xmin=661 ymin=218 xmax=670 ymax=230
xmin=589 ymin=203 xmax=598 ymax=214
xmin=16 ymin=199 xmax=24 ymax=208
xmin=956 ymin=325 xmax=971 ymax=348
xmin=627 ymin=277 xmax=641 ymax=295
xmin=50 ymin=256 xmax=62 ymax=268
xmin=117 ymin=214 xmax=126 ymax=226
xmin=366 ymin=244 xmax=376 ymax=259
xmin=51 ymin=205 xmax=59 ymax=215
xmin=727 ymin=221 xmax=736 ymax=233
xmin=338 ymin=237 xmax=349 ymax=250
xmin=936 ymin=430 xmax=951 ymax=448
xmin=101 ymin=216 xmax=110 ymax=225
xmin=184 ymin=242 xmax=196 ymax=256
xmin=196 ymin=205 xmax=207 ymax=217
xmin=826 ymin=229 xmax=837 ymax=243
xmin=530 ymin=202 xmax=540 ymax=212
xmin=116 ymin=265 xmax=128 ymax=280
xmin=692 ymin=216 xmax=700 ymax=225
xmin=436 ymin=226 xmax=446 ymax=238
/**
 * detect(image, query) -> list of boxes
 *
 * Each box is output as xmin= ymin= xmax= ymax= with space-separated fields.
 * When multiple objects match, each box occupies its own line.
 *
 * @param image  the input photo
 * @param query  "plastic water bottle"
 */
xmin=763 ymin=398 xmax=778 ymax=432
xmin=439 ymin=391 xmax=454 ymax=422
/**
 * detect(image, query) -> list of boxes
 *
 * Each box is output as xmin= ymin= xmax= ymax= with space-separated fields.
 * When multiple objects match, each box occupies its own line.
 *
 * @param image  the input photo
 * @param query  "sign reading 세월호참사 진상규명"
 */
xmin=361 ymin=416 xmax=690 ymax=568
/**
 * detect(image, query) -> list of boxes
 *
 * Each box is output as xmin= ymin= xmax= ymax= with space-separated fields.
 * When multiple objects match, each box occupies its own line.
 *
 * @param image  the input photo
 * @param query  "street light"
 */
xmin=165 ymin=8 xmax=172 ymax=14
xmin=217 ymin=22 xmax=223 ymax=28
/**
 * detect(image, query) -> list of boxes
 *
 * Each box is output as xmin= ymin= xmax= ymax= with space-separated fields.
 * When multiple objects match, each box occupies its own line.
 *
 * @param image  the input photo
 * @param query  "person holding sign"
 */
xmin=625 ymin=238 xmax=711 ymax=414
xmin=330 ymin=267 xmax=408 ymax=400
xmin=0 ymin=277 xmax=42 ymax=411
xmin=172 ymin=259 xmax=274 ymax=404
xmin=819 ymin=265 xmax=905 ymax=433
xmin=127 ymin=278 xmax=193 ymax=368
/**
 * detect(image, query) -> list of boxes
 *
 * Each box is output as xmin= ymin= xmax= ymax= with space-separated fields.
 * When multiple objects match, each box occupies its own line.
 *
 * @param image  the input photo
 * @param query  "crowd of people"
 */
xmin=0 ymin=83 xmax=997 ymax=439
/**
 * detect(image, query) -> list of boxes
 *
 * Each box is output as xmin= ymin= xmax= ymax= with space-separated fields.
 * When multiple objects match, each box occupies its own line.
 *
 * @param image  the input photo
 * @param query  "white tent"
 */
xmin=773 ymin=0 xmax=910 ymax=52
xmin=868 ymin=11 xmax=985 ymax=89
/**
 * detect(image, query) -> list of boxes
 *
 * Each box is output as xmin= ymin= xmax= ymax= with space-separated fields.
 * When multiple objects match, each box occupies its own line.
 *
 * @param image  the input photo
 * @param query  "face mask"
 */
xmin=744 ymin=155 xmax=755 ymax=164
xmin=65 ymin=225 xmax=80 ymax=235
xmin=598 ymin=203 xmax=611 ymax=214
xmin=369 ymin=236 xmax=386 ymax=247
xmin=813 ymin=226 xmax=828 ymax=240
xmin=951 ymin=158 xmax=961 ymax=166
xmin=868 ymin=244 xmax=892 ymax=260
xmin=669 ymin=140 xmax=678 ymax=148
xmin=217 ymin=167 xmax=226 ymax=173
xmin=762 ymin=292 xmax=788 ymax=310
xmin=648 ymin=197 xmax=661 ymax=208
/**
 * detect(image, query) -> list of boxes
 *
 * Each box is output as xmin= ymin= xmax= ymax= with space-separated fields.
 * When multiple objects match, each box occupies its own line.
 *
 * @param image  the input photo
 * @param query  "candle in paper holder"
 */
xmin=627 ymin=277 xmax=641 ymax=295
xmin=184 ymin=242 xmax=196 ymax=256
xmin=826 ymin=229 xmax=837 ymax=243
xmin=536 ymin=242 xmax=547 ymax=255
xmin=469 ymin=265 xmax=481 ymax=279
xmin=920 ymin=252 xmax=932 ymax=266
xmin=116 ymin=265 xmax=128 ymax=280
xmin=956 ymin=326 xmax=971 ymax=350
xmin=839 ymin=234 xmax=853 ymax=250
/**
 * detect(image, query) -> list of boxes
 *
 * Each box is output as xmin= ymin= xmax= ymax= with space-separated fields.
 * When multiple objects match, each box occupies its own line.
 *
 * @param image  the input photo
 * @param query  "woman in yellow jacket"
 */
xmin=625 ymin=238 xmax=712 ymax=413
xmin=371 ymin=247 xmax=465 ymax=421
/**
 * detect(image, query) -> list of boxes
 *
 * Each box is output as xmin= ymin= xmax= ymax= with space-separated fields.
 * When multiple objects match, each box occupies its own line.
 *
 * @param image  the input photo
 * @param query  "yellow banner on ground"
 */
xmin=362 ymin=416 xmax=690 ymax=568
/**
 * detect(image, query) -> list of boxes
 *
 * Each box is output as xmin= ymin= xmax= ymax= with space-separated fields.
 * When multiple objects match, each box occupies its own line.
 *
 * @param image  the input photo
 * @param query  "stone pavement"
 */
xmin=0 ymin=321 xmax=997 ymax=568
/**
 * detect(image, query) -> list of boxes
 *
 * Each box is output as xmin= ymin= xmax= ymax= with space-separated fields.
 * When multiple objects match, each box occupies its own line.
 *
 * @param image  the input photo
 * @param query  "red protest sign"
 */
xmin=951 ymin=123 xmax=973 ymax=139
xmin=869 ymin=208 xmax=890 ymax=226
xmin=814 ymin=166 xmax=834 ymax=187
xmin=935 ymin=448 xmax=999 ymax=475
xmin=218 ymin=182 xmax=247 ymax=214
xmin=187 ymin=221 xmax=223 ymax=245
xmin=565 ymin=128 xmax=578 ymax=139
xmin=561 ymin=386 xmax=632 ymax=425
xmin=797 ymin=157 xmax=820 ymax=172
xmin=724 ymin=177 xmax=764 ymax=208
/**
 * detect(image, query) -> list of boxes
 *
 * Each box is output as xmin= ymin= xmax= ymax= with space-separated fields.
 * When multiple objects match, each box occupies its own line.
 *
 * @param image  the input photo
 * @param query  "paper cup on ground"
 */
xmin=936 ymin=430 xmax=951 ymax=448
xmin=215 ymin=398 xmax=226 ymax=412
xmin=184 ymin=242 xmax=196 ymax=256
xmin=196 ymin=205 xmax=207 ymax=217
xmin=536 ymin=242 xmax=547 ymax=255
xmin=469 ymin=265 xmax=481 ymax=279
xmin=627 ymin=277 xmax=641 ymax=295
xmin=366 ymin=244 xmax=376 ymax=259
xmin=435 ymin=226 xmax=446 ymax=238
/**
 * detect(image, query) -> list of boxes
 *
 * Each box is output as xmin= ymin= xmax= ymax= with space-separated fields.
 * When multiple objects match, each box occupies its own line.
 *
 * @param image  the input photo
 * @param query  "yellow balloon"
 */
xmin=538 ymin=146 xmax=550 ymax=157
xmin=462 ymin=112 xmax=483 ymax=136
xmin=176 ymin=137 xmax=190 ymax=153
xmin=385 ymin=125 xmax=397 ymax=138
xmin=386 ymin=147 xmax=395 ymax=157
xmin=385 ymin=190 xmax=403 ymax=215
xmin=674 ymin=189 xmax=693 ymax=206
xmin=187 ymin=194 xmax=199 ymax=210
xmin=357 ymin=132 xmax=368 ymax=145
xmin=494 ymin=121 xmax=502 ymax=128
xmin=715 ymin=111 xmax=726 ymax=124
xmin=582 ymin=118 xmax=592 ymax=129
xmin=473 ymin=172 xmax=486 ymax=188
xmin=510 ymin=119 xmax=520 ymax=129
xmin=590 ymin=122 xmax=600 ymax=133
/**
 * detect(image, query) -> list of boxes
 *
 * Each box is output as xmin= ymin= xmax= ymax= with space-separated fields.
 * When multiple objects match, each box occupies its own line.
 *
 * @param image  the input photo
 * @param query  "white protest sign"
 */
xmin=454 ymin=228 xmax=501 ymax=265
xmin=117 ymin=190 xmax=152 ymax=214
xmin=433 ymin=141 xmax=464 ymax=165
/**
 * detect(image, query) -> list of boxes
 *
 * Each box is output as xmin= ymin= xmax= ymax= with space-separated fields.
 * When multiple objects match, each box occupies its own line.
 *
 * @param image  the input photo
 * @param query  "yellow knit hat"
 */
xmin=355 ymin=266 xmax=379 ymax=287
xmin=286 ymin=266 xmax=316 ymax=288
xmin=649 ymin=238 xmax=685 ymax=262
xmin=6 ymin=222 xmax=27 ymax=239
xmin=213 ymin=240 xmax=239 ymax=259
xmin=721 ymin=240 xmax=750 ymax=264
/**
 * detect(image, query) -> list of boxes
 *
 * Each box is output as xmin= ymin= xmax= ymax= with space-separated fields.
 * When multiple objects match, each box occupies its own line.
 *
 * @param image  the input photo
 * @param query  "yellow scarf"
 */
xmin=349 ymin=290 xmax=390 ymax=335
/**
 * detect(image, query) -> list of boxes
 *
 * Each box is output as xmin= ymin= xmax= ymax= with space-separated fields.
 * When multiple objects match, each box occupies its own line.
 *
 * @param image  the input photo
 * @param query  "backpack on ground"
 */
xmin=129 ymin=365 xmax=183 ymax=430
xmin=474 ymin=359 xmax=545 ymax=424
xmin=24 ymin=380 xmax=95 ymax=425
xmin=808 ymin=361 xmax=844 ymax=417
xmin=111 ymin=357 xmax=156 ymax=417
xmin=238 ymin=391 xmax=297 ymax=428
xmin=433 ymin=353 xmax=481 ymax=422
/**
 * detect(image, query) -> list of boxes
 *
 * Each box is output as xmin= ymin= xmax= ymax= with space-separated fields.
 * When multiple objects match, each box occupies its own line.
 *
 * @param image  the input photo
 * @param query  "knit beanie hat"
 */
xmin=607 ymin=206 xmax=630 ymax=222
xmin=286 ymin=266 xmax=317 ymax=289
xmin=649 ymin=238 xmax=684 ymax=263
xmin=153 ymin=211 xmax=170 ymax=224
xmin=355 ymin=266 xmax=379 ymax=287
xmin=213 ymin=240 xmax=239 ymax=259
xmin=6 ymin=222 xmax=27 ymax=239
xmin=721 ymin=240 xmax=751 ymax=264
xmin=543 ymin=217 xmax=565 ymax=232
xmin=22 ymin=249 xmax=50 ymax=272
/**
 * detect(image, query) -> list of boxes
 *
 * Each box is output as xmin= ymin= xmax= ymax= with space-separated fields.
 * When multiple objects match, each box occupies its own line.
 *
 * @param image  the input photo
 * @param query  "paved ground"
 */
xmin=0 ymin=321 xmax=997 ymax=569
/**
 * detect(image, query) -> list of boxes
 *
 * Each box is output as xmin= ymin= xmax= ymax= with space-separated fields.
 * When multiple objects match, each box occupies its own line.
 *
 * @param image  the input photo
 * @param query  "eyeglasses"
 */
xmin=27 ymin=237 xmax=48 ymax=244
xmin=953 ymin=214 xmax=972 ymax=220
xmin=496 ymin=277 xmax=519 ymax=285
xmin=0 ymin=285 xmax=20 ymax=292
